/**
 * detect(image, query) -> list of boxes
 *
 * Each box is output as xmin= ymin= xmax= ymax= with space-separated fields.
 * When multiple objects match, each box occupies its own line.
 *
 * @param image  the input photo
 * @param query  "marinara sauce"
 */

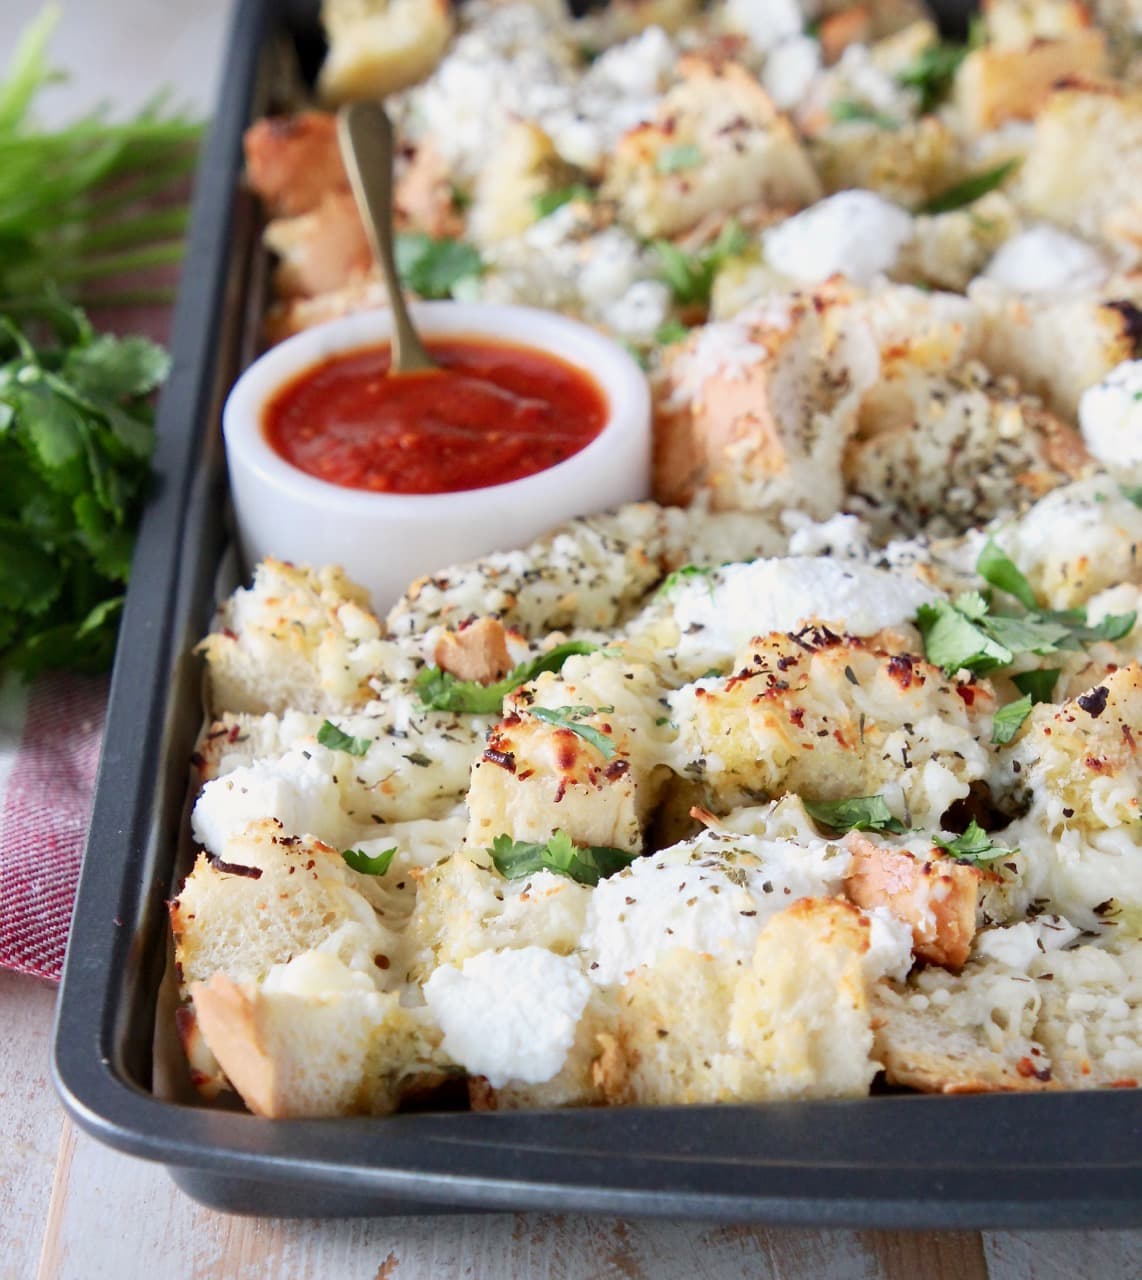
xmin=263 ymin=337 xmax=609 ymax=495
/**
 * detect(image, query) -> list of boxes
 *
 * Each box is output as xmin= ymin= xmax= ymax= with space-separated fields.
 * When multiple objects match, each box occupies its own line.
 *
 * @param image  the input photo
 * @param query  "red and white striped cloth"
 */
xmin=0 ymin=672 xmax=108 ymax=979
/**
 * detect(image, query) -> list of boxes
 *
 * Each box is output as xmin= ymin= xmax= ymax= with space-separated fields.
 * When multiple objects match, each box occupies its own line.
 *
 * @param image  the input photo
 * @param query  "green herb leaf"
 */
xmin=394 ymin=233 xmax=483 ymax=299
xmin=1012 ymin=667 xmax=1060 ymax=703
xmin=933 ymin=820 xmax=1015 ymax=867
xmin=919 ymin=160 xmax=1019 ymax=215
xmin=656 ymin=142 xmax=702 ymax=174
xmin=829 ymin=99 xmax=900 ymax=129
xmin=415 ymin=640 xmax=598 ymax=714
xmin=529 ymin=704 xmax=616 ymax=759
xmin=654 ymin=220 xmax=749 ymax=306
xmin=895 ymin=42 xmax=968 ymax=114
xmin=316 ymin=720 xmax=372 ymax=756
xmin=992 ymin=693 xmax=1033 ymax=745
xmin=341 ymin=846 xmax=397 ymax=876
xmin=657 ymin=563 xmax=717 ymax=596
xmin=532 ymin=184 xmax=594 ymax=219
xmin=488 ymin=830 xmax=636 ymax=887
xmin=803 ymin=794 xmax=908 ymax=835
xmin=1122 ymin=485 xmax=1142 ymax=508
xmin=916 ymin=598 xmax=1014 ymax=675
xmin=655 ymin=319 xmax=691 ymax=346
xmin=976 ymin=538 xmax=1037 ymax=610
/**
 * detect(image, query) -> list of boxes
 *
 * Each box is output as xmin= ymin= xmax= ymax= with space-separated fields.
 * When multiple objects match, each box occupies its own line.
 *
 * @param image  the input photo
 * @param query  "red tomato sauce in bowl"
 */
xmin=262 ymin=337 xmax=609 ymax=495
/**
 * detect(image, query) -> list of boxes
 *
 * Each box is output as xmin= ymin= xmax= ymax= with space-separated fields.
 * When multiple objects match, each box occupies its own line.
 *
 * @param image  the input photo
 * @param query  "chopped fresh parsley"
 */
xmin=533 ymin=184 xmax=594 ymax=219
xmin=415 ymin=640 xmax=597 ymax=713
xmin=656 ymin=142 xmax=702 ymax=174
xmin=803 ymin=794 xmax=908 ymax=835
xmin=488 ymin=830 xmax=636 ymax=886
xmin=895 ymin=42 xmax=968 ymax=114
xmin=529 ymin=704 xmax=616 ymax=759
xmin=654 ymin=220 xmax=749 ymax=306
xmin=1012 ymin=667 xmax=1060 ymax=704
xmin=1122 ymin=485 xmax=1142 ymax=508
xmin=992 ymin=694 xmax=1033 ymax=746
xmin=829 ymin=99 xmax=899 ymax=129
xmin=316 ymin=720 xmax=371 ymax=756
xmin=341 ymin=846 xmax=396 ymax=876
xmin=655 ymin=319 xmax=691 ymax=347
xmin=933 ymin=821 xmax=1015 ymax=867
xmin=976 ymin=538 xmax=1038 ymax=610
xmin=657 ymin=563 xmax=717 ymax=596
xmin=919 ymin=160 xmax=1019 ymax=215
xmin=917 ymin=544 xmax=1136 ymax=676
xmin=394 ymin=233 xmax=482 ymax=299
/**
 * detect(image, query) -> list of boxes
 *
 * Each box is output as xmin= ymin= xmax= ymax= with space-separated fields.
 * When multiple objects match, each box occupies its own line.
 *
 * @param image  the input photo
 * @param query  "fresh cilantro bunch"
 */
xmin=0 ymin=298 xmax=165 ymax=676
xmin=488 ymin=831 xmax=636 ymax=887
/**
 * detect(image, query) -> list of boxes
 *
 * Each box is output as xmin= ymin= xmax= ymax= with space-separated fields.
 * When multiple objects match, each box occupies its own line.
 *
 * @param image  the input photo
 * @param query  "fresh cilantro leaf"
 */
xmin=394 ymin=233 xmax=482 ymax=299
xmin=533 ymin=184 xmax=594 ymax=219
xmin=992 ymin=694 xmax=1032 ymax=745
xmin=655 ymin=319 xmax=691 ymax=346
xmin=656 ymin=143 xmax=702 ymax=174
xmin=1042 ymin=609 xmax=1137 ymax=645
xmin=488 ymin=830 xmax=636 ymax=887
xmin=983 ymin=611 xmax=1072 ymax=656
xmin=919 ymin=160 xmax=1019 ymax=214
xmin=341 ymin=846 xmax=396 ymax=876
xmin=62 ymin=335 xmax=169 ymax=401
xmin=976 ymin=538 xmax=1037 ymax=610
xmin=654 ymin=220 xmax=749 ymax=306
xmin=803 ymin=794 xmax=908 ymax=835
xmin=1012 ymin=667 xmax=1060 ymax=703
xmin=415 ymin=640 xmax=597 ymax=713
xmin=829 ymin=99 xmax=900 ymax=129
xmin=1122 ymin=485 xmax=1142 ymax=508
xmin=933 ymin=820 xmax=1015 ymax=867
xmin=529 ymin=704 xmax=616 ymax=759
xmin=316 ymin=720 xmax=372 ymax=756
xmin=895 ymin=42 xmax=968 ymax=114
xmin=916 ymin=598 xmax=1013 ymax=675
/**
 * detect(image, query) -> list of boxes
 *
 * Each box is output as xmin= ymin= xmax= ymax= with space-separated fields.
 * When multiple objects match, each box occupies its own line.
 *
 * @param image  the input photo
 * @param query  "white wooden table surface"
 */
xmin=2 ymin=3 xmax=1141 ymax=1277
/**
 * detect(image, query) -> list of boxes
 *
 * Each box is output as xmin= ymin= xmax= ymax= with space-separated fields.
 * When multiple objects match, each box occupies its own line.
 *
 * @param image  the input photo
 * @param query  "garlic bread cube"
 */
xmin=468 ymin=121 xmax=575 ymax=246
xmin=810 ymin=117 xmax=961 ymax=209
xmin=318 ymin=0 xmax=454 ymax=103
xmin=603 ymin=58 xmax=821 ymax=239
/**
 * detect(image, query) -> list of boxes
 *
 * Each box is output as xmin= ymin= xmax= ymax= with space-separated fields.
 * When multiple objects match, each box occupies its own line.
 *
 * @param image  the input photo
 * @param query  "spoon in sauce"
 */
xmin=336 ymin=101 xmax=437 ymax=375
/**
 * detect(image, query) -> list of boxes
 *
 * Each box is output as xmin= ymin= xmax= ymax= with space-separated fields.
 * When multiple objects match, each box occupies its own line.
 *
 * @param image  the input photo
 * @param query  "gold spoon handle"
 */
xmin=337 ymin=102 xmax=437 ymax=375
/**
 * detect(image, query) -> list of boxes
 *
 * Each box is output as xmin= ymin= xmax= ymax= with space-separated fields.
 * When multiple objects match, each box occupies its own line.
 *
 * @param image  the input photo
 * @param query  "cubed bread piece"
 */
xmin=243 ymin=113 xmax=346 ymax=219
xmin=971 ymin=284 xmax=1142 ymax=422
xmin=263 ymin=192 xmax=372 ymax=299
xmin=603 ymin=58 xmax=821 ymax=239
xmin=464 ymin=714 xmax=647 ymax=853
xmin=845 ymin=833 xmax=982 ymax=968
xmin=671 ymin=628 xmax=996 ymax=827
xmin=983 ymin=0 xmax=1097 ymax=47
xmin=198 ymin=559 xmax=404 ymax=716
xmin=393 ymin=140 xmax=466 ymax=239
xmin=654 ymin=287 xmax=872 ymax=514
xmin=872 ymin=958 xmax=1054 ymax=1091
xmin=170 ymin=820 xmax=398 ymax=994
xmin=894 ymin=193 xmax=1021 ymax=292
xmin=809 ymin=117 xmax=962 ymax=209
xmin=1018 ymin=85 xmax=1142 ymax=252
xmin=578 ymin=0 xmax=704 ymax=41
xmin=1004 ymin=664 xmax=1142 ymax=836
xmin=844 ymin=361 xmax=1092 ymax=538
xmin=954 ymin=31 xmax=1109 ymax=133
xmin=191 ymin=964 xmax=445 ymax=1117
xmin=265 ymin=276 xmax=388 ymax=345
xmin=596 ymin=899 xmax=878 ymax=1104
xmin=318 ymin=0 xmax=454 ymax=103
xmin=468 ymin=121 xmax=575 ymax=245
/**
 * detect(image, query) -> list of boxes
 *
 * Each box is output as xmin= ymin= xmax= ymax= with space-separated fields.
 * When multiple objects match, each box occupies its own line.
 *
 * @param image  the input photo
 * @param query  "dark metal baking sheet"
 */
xmin=52 ymin=0 xmax=1142 ymax=1224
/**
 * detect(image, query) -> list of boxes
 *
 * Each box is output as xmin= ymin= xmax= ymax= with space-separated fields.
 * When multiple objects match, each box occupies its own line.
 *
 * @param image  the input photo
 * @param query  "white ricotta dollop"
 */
xmin=668 ymin=557 xmax=940 ymax=668
xmin=864 ymin=906 xmax=916 ymax=984
xmin=762 ymin=35 xmax=823 ymax=110
xmin=422 ymin=946 xmax=591 ymax=1087
xmin=783 ymin=511 xmax=872 ymax=559
xmin=190 ymin=747 xmax=348 ymax=855
xmin=1078 ymin=360 xmax=1142 ymax=469
xmin=602 ymin=279 xmax=673 ymax=343
xmin=763 ymin=191 xmax=913 ymax=285
xmin=583 ymin=831 xmax=850 ymax=986
xmin=724 ymin=0 xmax=804 ymax=52
xmin=982 ymin=226 xmax=1110 ymax=295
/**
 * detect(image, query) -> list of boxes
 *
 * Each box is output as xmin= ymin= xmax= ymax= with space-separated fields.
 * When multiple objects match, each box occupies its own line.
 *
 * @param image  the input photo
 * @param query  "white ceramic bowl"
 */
xmin=222 ymin=303 xmax=652 ymax=610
